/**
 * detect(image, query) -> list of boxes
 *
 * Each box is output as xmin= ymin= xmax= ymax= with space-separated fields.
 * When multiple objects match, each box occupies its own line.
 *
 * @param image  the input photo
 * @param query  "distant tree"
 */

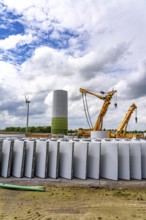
xmin=3 ymin=126 xmax=51 ymax=133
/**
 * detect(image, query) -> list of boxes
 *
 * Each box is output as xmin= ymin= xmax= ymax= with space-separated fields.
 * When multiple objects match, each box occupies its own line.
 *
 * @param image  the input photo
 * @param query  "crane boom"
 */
xmin=93 ymin=89 xmax=117 ymax=130
xmin=116 ymin=103 xmax=137 ymax=137
xmin=79 ymin=88 xmax=106 ymax=100
xmin=78 ymin=88 xmax=117 ymax=136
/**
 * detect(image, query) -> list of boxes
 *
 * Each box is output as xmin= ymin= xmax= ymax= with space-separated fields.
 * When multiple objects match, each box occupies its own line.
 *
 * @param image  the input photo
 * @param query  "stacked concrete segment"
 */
xmin=0 ymin=138 xmax=146 ymax=180
xmin=48 ymin=140 xmax=59 ymax=178
xmin=0 ymin=140 xmax=2 ymax=169
xmin=59 ymin=141 xmax=74 ymax=179
xmin=100 ymin=140 xmax=118 ymax=180
xmin=87 ymin=141 xmax=100 ymax=179
xmin=73 ymin=142 xmax=88 ymax=180
xmin=35 ymin=140 xmax=49 ymax=178
xmin=11 ymin=140 xmax=26 ymax=178
xmin=141 ymin=140 xmax=146 ymax=178
xmin=24 ymin=140 xmax=36 ymax=178
xmin=129 ymin=140 xmax=142 ymax=180
xmin=1 ymin=139 xmax=13 ymax=177
xmin=118 ymin=141 xmax=130 ymax=180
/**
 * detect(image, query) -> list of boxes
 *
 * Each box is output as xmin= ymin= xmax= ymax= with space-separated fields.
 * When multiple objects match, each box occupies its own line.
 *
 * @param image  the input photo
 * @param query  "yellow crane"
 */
xmin=115 ymin=103 xmax=137 ymax=138
xmin=78 ymin=88 xmax=117 ymax=136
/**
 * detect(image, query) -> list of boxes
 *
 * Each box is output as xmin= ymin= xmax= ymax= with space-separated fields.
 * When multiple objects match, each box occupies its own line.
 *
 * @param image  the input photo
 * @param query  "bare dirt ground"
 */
xmin=1 ymin=178 xmax=146 ymax=220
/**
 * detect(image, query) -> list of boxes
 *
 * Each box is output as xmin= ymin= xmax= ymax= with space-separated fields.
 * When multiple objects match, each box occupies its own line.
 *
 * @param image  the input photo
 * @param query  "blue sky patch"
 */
xmin=0 ymin=8 xmax=84 ymax=64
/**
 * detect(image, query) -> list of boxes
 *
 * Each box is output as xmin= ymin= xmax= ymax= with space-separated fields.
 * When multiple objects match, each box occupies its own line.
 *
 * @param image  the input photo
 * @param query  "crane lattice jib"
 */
xmin=80 ymin=88 xmax=117 ymax=131
xmin=93 ymin=89 xmax=117 ymax=130
xmin=93 ymin=100 xmax=110 ymax=131
xmin=79 ymin=88 xmax=105 ymax=100
xmin=116 ymin=103 xmax=137 ymax=135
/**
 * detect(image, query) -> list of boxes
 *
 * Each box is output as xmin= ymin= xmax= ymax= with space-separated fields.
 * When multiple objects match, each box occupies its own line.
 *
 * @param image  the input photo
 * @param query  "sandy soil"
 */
xmin=1 ymin=178 xmax=146 ymax=220
xmin=1 ymin=177 xmax=146 ymax=188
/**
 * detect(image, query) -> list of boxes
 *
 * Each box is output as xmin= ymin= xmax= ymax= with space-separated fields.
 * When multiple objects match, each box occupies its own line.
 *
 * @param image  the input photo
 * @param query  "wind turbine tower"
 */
xmin=25 ymin=95 xmax=30 ymax=134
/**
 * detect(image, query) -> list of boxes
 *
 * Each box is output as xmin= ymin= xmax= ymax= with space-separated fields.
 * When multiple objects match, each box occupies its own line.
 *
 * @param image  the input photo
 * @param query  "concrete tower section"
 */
xmin=51 ymin=90 xmax=68 ymax=135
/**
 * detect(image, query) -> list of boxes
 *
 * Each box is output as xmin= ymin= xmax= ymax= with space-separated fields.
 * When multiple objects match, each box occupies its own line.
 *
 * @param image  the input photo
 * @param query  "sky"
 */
xmin=0 ymin=0 xmax=146 ymax=131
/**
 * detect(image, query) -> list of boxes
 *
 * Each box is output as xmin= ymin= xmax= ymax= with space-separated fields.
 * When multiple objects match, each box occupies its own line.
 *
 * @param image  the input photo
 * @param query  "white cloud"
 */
xmin=1 ymin=41 xmax=146 ymax=129
xmin=68 ymin=42 xmax=130 ymax=79
xmin=0 ymin=24 xmax=7 ymax=29
xmin=0 ymin=33 xmax=34 ymax=50
xmin=114 ymin=59 xmax=146 ymax=99
xmin=21 ymin=46 xmax=74 ymax=82
xmin=0 ymin=0 xmax=146 ymax=130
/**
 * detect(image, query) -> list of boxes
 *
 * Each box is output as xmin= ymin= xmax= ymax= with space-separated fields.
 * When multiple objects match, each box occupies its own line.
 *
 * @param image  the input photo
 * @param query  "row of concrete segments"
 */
xmin=0 ymin=137 xmax=146 ymax=180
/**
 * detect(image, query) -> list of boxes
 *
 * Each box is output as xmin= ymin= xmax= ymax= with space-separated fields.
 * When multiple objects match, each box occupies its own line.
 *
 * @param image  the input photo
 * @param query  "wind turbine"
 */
xmin=25 ymin=95 xmax=30 ymax=134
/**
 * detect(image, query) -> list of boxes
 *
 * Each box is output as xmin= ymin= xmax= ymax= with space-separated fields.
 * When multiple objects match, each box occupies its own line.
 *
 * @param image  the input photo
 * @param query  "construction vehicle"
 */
xmin=78 ymin=88 xmax=117 ymax=136
xmin=109 ymin=103 xmax=137 ymax=138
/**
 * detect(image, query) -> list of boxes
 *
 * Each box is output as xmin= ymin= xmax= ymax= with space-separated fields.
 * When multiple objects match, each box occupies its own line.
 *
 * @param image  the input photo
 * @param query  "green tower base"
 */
xmin=51 ymin=117 xmax=68 ymax=135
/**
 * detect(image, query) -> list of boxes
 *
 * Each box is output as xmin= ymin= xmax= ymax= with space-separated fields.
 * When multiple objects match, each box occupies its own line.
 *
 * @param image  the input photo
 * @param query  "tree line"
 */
xmin=0 ymin=126 xmax=145 ymax=134
xmin=1 ymin=126 xmax=77 ymax=134
xmin=2 ymin=126 xmax=51 ymax=133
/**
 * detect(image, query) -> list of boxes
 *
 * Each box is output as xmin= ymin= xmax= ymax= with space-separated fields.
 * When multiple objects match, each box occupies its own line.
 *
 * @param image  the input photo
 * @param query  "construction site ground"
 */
xmin=1 ymin=178 xmax=146 ymax=220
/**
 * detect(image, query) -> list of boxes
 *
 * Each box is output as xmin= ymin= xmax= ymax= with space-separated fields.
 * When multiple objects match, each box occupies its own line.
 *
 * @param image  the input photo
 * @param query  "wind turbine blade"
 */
xmin=25 ymin=94 xmax=29 ymax=104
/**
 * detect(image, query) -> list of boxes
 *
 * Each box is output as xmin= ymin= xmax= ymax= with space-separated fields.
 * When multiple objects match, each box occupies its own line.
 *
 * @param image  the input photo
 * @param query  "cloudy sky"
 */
xmin=0 ymin=0 xmax=146 ymax=131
